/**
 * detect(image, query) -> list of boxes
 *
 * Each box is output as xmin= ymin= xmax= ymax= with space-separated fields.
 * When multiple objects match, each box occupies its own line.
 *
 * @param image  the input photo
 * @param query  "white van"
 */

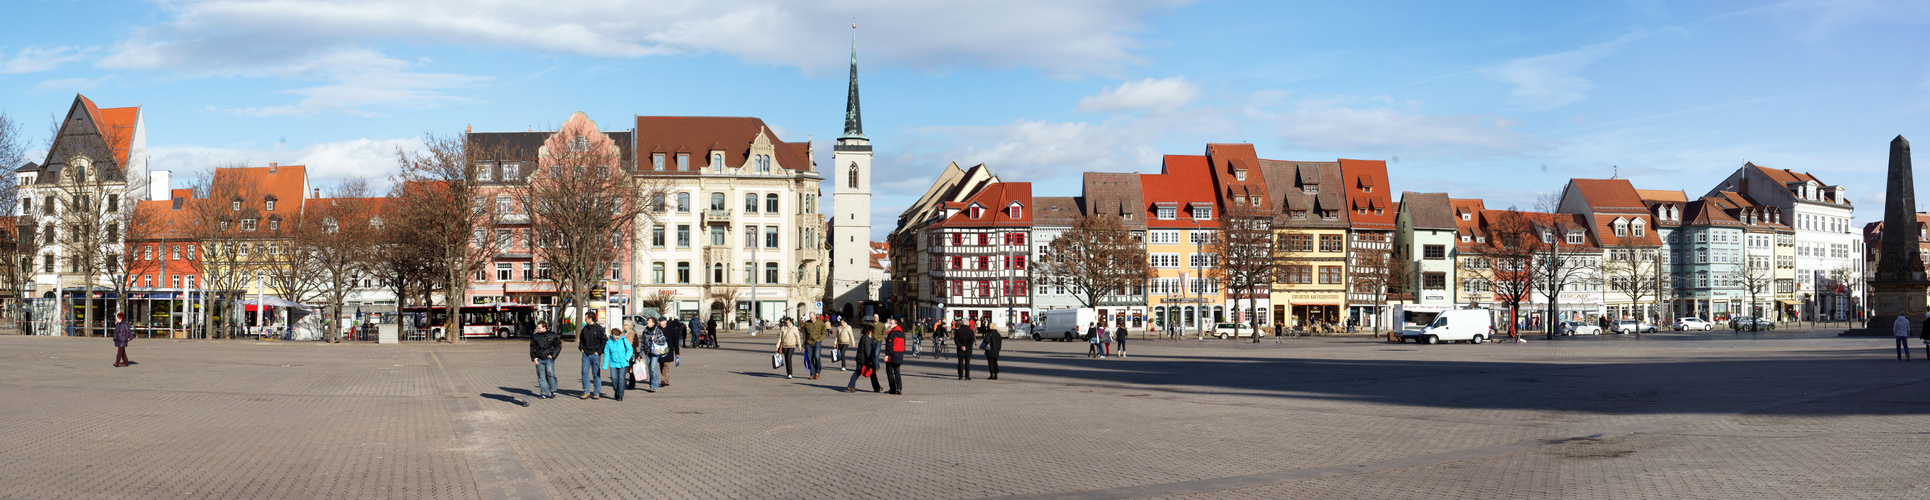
xmin=1036 ymin=308 xmax=1096 ymax=341
xmin=1398 ymin=309 xmax=1495 ymax=344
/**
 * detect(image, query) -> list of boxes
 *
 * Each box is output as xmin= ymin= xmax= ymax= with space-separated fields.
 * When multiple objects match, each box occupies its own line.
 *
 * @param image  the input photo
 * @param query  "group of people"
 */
xmin=1083 ymin=322 xmax=1126 ymax=358
xmin=528 ymin=311 xmax=686 ymax=401
xmin=770 ymin=314 xmax=911 ymax=394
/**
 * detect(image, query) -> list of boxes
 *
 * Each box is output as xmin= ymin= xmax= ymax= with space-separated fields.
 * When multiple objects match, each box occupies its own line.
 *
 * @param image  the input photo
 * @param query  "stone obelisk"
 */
xmin=1858 ymin=135 xmax=1927 ymax=336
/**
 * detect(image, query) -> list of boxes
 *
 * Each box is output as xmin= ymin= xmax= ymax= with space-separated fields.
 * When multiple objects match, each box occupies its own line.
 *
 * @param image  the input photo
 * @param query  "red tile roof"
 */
xmin=1339 ymin=159 xmax=1394 ymax=230
xmin=633 ymin=116 xmax=811 ymax=174
xmin=1451 ymin=198 xmax=1486 ymax=251
xmin=1142 ymin=155 xmax=1220 ymax=229
xmin=72 ymin=95 xmax=139 ymax=167
xmin=213 ymin=165 xmax=310 ymax=217
xmin=933 ymin=182 xmax=1032 ymax=228
xmin=1205 ymin=143 xmax=1271 ymax=211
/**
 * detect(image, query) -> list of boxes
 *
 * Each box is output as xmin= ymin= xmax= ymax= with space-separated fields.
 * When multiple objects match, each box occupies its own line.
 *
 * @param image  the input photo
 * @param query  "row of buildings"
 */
xmin=882 ymin=144 xmax=1869 ymax=332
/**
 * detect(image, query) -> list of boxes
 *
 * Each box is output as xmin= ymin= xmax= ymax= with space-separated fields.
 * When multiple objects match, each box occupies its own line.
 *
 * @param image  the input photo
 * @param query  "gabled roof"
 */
xmin=1206 ymin=143 xmax=1271 ymax=210
xmin=1339 ymin=159 xmax=1395 ymax=230
xmin=1259 ymin=159 xmax=1347 ymax=228
xmin=1400 ymin=192 xmax=1456 ymax=230
xmin=1142 ymin=155 xmax=1220 ymax=229
xmin=213 ymin=164 xmax=310 ymax=214
xmin=869 ymin=241 xmax=889 ymax=269
xmin=1569 ymin=178 xmax=1649 ymax=213
xmin=633 ymin=116 xmax=809 ymax=174
xmin=1031 ymin=196 xmax=1083 ymax=227
xmin=1081 ymin=172 xmax=1144 ymax=229
xmin=933 ymin=182 xmax=1032 ymax=228
xmin=1747 ymin=162 xmax=1822 ymax=185
xmin=1681 ymin=197 xmax=1743 ymax=228
xmin=1635 ymin=189 xmax=1687 ymax=203
xmin=1451 ymin=198 xmax=1486 ymax=251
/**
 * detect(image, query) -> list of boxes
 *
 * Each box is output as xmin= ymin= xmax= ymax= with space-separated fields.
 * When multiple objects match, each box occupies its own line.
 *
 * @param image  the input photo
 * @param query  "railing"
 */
xmin=704 ymin=209 xmax=733 ymax=222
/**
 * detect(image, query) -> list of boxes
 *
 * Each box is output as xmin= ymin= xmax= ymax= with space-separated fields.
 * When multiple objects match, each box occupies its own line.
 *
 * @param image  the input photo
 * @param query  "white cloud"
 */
xmin=147 ymin=137 xmax=421 ymax=191
xmin=99 ymin=0 xmax=1190 ymax=78
xmin=0 ymin=45 xmax=90 ymax=74
xmin=1485 ymin=31 xmax=1647 ymax=110
xmin=1253 ymin=95 xmax=1527 ymax=157
xmin=203 ymin=49 xmax=489 ymax=117
xmin=1076 ymin=77 xmax=1200 ymax=114
xmin=33 ymin=77 xmax=105 ymax=93
xmin=881 ymin=103 xmax=1238 ymax=188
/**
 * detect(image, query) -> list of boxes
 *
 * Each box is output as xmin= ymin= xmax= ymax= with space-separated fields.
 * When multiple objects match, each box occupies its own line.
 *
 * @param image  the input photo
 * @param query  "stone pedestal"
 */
xmin=378 ymin=324 xmax=399 ymax=344
xmin=1846 ymin=281 xmax=1928 ymax=336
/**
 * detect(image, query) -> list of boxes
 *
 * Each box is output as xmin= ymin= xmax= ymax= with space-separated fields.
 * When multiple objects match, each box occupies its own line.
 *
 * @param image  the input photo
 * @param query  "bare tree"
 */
xmin=705 ymin=283 xmax=745 ymax=327
xmin=1459 ymin=208 xmax=1539 ymax=340
xmin=1736 ymin=257 xmax=1775 ymax=330
xmin=501 ymin=128 xmax=656 ymax=333
xmin=183 ymin=166 xmax=264 ymax=338
xmin=1209 ymin=202 xmax=1274 ymax=342
xmin=396 ymin=133 xmax=500 ymax=342
xmin=0 ymin=112 xmax=23 ymax=318
xmin=370 ymin=185 xmax=441 ymax=334
xmin=1533 ymin=194 xmax=1592 ymax=340
xmin=1603 ymin=237 xmax=1667 ymax=329
xmin=1348 ymin=231 xmax=1401 ymax=338
xmin=1034 ymin=213 xmax=1155 ymax=316
xmin=644 ymin=288 xmax=679 ymax=312
xmin=1825 ymin=265 xmax=1861 ymax=324
xmin=295 ymin=179 xmax=378 ymax=342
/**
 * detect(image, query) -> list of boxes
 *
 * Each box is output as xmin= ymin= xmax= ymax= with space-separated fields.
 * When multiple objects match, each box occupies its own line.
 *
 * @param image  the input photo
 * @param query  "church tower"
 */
xmin=829 ymin=29 xmax=875 ymax=320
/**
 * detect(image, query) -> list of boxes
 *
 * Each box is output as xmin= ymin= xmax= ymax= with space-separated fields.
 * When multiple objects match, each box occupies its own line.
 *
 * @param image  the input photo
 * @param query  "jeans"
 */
xmin=911 ymin=335 xmax=923 ymax=356
xmin=581 ymin=353 xmax=603 ymax=396
xmin=645 ymin=355 xmax=663 ymax=390
xmin=1899 ymin=337 xmax=1912 ymax=360
xmin=848 ymin=363 xmax=880 ymax=391
xmin=535 ymin=358 xmax=557 ymax=397
xmin=804 ymin=343 xmax=822 ymax=375
xmin=609 ymin=366 xmax=628 ymax=399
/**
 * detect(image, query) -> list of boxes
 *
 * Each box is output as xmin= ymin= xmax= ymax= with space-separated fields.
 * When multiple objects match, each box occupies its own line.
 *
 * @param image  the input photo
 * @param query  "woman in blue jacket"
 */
xmin=603 ymin=329 xmax=635 ymax=401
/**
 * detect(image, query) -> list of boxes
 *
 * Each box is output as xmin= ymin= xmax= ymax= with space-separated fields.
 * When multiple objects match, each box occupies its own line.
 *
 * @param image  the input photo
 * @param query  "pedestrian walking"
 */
xmin=111 ymin=313 xmax=134 ymax=367
xmin=802 ymin=315 xmax=827 ymax=380
xmin=638 ymin=319 xmax=667 ymax=392
xmin=885 ymin=318 xmax=907 ymax=394
xmin=954 ymin=319 xmax=977 ymax=380
xmin=845 ymin=321 xmax=881 ymax=393
xmin=836 ymin=318 xmax=855 ymax=371
xmin=705 ymin=318 xmax=719 ymax=347
xmin=774 ymin=318 xmax=801 ymax=379
xmin=982 ymin=321 xmax=1002 ymax=380
xmin=530 ymin=322 xmax=561 ymax=399
xmin=578 ymin=312 xmax=608 ymax=400
xmin=658 ymin=318 xmax=681 ymax=388
xmin=1086 ymin=322 xmax=1101 ymax=358
xmin=1896 ymin=315 xmax=1911 ymax=361
xmin=1116 ymin=323 xmax=1128 ymax=357
xmin=604 ymin=328 xmax=633 ymax=401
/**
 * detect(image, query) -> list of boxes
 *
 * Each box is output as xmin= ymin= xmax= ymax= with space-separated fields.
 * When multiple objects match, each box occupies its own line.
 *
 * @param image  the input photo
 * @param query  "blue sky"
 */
xmin=2 ymin=0 xmax=1927 ymax=240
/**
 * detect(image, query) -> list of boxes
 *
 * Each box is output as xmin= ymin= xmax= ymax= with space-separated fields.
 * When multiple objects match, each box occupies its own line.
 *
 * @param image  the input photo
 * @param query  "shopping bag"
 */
xmin=633 ymin=366 xmax=649 ymax=383
xmin=831 ymin=349 xmax=843 ymax=362
xmin=860 ymin=366 xmax=874 ymax=378
xmin=771 ymin=352 xmax=784 ymax=369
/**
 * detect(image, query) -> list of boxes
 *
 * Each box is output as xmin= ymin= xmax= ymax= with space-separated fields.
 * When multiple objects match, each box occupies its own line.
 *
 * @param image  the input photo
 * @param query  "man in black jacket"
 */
xmin=982 ymin=322 xmax=1002 ymax=380
xmin=954 ymin=320 xmax=977 ymax=380
xmin=578 ymin=312 xmax=608 ymax=400
xmin=885 ymin=319 xmax=907 ymax=394
xmin=530 ymin=322 xmax=562 ymax=399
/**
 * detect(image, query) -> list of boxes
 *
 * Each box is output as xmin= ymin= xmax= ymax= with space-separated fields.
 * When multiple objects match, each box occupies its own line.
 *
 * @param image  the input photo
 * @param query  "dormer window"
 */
xmin=1566 ymin=231 xmax=1584 ymax=245
xmin=711 ymin=152 xmax=724 ymax=172
xmin=1234 ymin=169 xmax=1247 ymax=181
xmin=503 ymin=162 xmax=520 ymax=180
xmin=1006 ymin=203 xmax=1023 ymax=219
xmin=1192 ymin=207 xmax=1213 ymax=220
xmin=652 ymin=154 xmax=665 ymax=171
xmin=1612 ymin=218 xmax=1628 ymax=238
xmin=264 ymin=197 xmax=277 ymax=212
xmin=1460 ymin=212 xmax=1471 ymax=221
xmin=241 ymin=219 xmax=258 ymax=232
xmin=1632 ymin=218 xmax=1645 ymax=237
xmin=1321 ymin=210 xmax=1337 ymax=219
xmin=1304 ymin=184 xmax=1318 ymax=194
xmin=477 ymin=162 xmax=493 ymax=182
xmin=231 ymin=199 xmax=242 ymax=211
xmin=1156 ymin=206 xmax=1176 ymax=220
xmin=1540 ymin=229 xmax=1552 ymax=243
xmin=677 ymin=153 xmax=689 ymax=171
xmin=1290 ymin=210 xmax=1307 ymax=219
xmin=1461 ymin=234 xmax=1471 ymax=242
xmin=968 ymin=206 xmax=985 ymax=219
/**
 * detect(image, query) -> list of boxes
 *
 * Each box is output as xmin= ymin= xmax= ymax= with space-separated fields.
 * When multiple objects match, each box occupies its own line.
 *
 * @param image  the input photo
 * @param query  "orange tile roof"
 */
xmin=1747 ymin=162 xmax=1820 ymax=185
xmin=1205 ymin=143 xmax=1271 ymax=211
xmin=1339 ymin=159 xmax=1394 ymax=230
xmin=213 ymin=165 xmax=310 ymax=216
xmin=1142 ymin=155 xmax=1220 ymax=229
xmin=1635 ymin=189 xmax=1687 ymax=203
xmin=1451 ymin=198 xmax=1486 ymax=251
xmin=71 ymin=95 xmax=140 ymax=167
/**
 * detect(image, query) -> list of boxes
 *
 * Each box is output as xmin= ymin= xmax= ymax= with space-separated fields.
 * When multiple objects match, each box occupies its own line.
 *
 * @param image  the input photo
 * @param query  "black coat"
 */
xmin=983 ymin=328 xmax=1002 ymax=356
xmin=854 ymin=334 xmax=879 ymax=368
xmin=954 ymin=325 xmax=976 ymax=348
xmin=579 ymin=324 xmax=607 ymax=354
xmin=664 ymin=321 xmax=685 ymax=356
xmin=530 ymin=330 xmax=561 ymax=360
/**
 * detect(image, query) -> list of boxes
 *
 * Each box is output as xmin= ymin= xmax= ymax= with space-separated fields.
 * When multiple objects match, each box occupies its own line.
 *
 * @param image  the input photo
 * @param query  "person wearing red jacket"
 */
xmin=884 ymin=318 xmax=907 ymax=395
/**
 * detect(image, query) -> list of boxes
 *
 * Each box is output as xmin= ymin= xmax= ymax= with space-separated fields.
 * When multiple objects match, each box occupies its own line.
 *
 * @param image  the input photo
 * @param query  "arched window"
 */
xmin=745 ymin=193 xmax=758 ymax=213
xmin=765 ymin=193 xmax=779 ymax=213
xmin=848 ymin=164 xmax=860 ymax=189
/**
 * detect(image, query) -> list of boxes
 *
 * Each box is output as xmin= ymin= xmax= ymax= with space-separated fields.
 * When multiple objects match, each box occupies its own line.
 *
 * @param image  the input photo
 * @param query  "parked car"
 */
xmin=1611 ymin=319 xmax=1656 ymax=334
xmin=1673 ymin=317 xmax=1714 ymax=331
xmin=1397 ymin=309 xmax=1496 ymax=344
xmin=1036 ymin=308 xmax=1095 ymax=341
xmin=1561 ymin=321 xmax=1602 ymax=336
xmin=1728 ymin=317 xmax=1776 ymax=330
xmin=1212 ymin=322 xmax=1261 ymax=339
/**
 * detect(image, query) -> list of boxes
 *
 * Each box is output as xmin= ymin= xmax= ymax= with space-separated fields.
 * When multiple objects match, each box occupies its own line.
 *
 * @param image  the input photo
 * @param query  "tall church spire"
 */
xmin=840 ymin=25 xmax=865 ymax=141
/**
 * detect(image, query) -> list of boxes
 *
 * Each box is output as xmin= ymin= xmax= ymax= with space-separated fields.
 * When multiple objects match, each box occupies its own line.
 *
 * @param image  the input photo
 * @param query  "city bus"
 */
xmin=402 ymin=303 xmax=536 ymax=339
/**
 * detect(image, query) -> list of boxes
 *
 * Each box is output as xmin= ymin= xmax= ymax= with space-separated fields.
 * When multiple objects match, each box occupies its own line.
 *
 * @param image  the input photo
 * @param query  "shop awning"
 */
xmin=242 ymin=296 xmax=309 ymax=311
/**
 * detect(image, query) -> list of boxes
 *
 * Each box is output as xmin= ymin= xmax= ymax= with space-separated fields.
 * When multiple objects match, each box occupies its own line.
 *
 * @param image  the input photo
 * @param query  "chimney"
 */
xmin=314 ymin=188 xmax=320 ymax=199
xmin=467 ymin=124 xmax=472 ymax=133
xmin=269 ymin=162 xmax=278 ymax=174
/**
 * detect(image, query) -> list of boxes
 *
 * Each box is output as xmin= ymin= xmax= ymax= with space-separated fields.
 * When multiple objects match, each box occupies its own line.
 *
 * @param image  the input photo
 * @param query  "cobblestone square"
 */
xmin=2 ymin=329 xmax=1927 ymax=499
